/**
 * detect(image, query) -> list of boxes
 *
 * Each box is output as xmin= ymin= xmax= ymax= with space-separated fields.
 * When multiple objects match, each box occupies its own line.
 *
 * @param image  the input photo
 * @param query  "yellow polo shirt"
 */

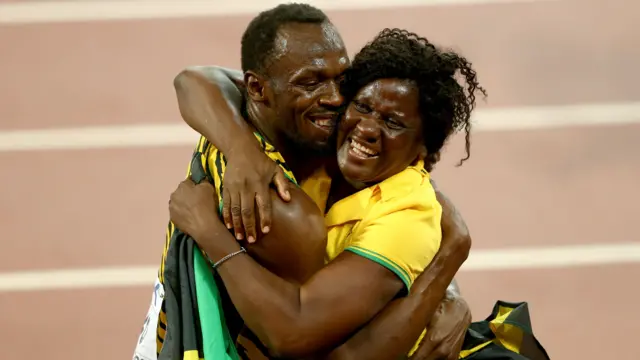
xmin=301 ymin=160 xmax=442 ymax=290
xmin=300 ymin=161 xmax=441 ymax=355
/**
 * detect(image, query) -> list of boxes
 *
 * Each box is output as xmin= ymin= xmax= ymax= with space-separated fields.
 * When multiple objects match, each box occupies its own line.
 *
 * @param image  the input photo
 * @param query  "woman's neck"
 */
xmin=325 ymin=176 xmax=352 ymax=213
xmin=324 ymin=158 xmax=362 ymax=212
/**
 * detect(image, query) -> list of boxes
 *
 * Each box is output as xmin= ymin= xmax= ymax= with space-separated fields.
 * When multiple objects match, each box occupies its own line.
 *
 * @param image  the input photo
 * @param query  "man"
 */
xmin=174 ymin=3 xmax=471 ymax=358
xmin=135 ymin=4 xmax=471 ymax=360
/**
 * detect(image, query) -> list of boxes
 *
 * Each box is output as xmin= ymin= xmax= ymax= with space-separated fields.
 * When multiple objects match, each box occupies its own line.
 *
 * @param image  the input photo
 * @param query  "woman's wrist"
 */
xmin=194 ymin=221 xmax=240 ymax=261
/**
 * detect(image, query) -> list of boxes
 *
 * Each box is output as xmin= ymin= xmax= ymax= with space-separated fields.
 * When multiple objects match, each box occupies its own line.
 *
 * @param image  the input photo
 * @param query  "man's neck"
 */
xmin=246 ymin=104 xmax=327 ymax=182
xmin=245 ymin=103 xmax=284 ymax=154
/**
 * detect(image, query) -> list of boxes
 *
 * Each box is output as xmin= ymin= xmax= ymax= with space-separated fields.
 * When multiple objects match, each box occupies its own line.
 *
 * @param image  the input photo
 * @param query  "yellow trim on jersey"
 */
xmin=183 ymin=349 xmax=204 ymax=360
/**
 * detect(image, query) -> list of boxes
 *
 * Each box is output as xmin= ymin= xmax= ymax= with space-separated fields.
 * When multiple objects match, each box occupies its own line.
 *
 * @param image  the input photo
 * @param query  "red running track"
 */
xmin=0 ymin=0 xmax=639 ymax=359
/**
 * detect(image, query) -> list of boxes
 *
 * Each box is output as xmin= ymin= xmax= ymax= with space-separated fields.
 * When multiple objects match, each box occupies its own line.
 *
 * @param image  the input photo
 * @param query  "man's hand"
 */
xmin=222 ymin=147 xmax=291 ymax=244
xmin=169 ymin=179 xmax=220 ymax=241
xmin=409 ymin=296 xmax=472 ymax=360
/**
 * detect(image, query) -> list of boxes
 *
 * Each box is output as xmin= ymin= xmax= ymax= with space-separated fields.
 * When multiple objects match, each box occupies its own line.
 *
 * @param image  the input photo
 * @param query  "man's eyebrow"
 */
xmin=290 ymin=66 xmax=323 ymax=78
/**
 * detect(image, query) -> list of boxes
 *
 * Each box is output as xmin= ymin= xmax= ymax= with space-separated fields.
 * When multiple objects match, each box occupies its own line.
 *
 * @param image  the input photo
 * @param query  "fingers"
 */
xmin=423 ymin=344 xmax=448 ymax=360
xmin=179 ymin=178 xmax=196 ymax=188
xmin=429 ymin=335 xmax=465 ymax=360
xmin=255 ymin=186 xmax=272 ymax=236
xmin=171 ymin=178 xmax=195 ymax=203
xmin=447 ymin=327 xmax=468 ymax=360
xmin=241 ymin=190 xmax=257 ymax=243
xmin=219 ymin=156 xmax=289 ymax=242
xmin=410 ymin=335 xmax=437 ymax=360
xmin=273 ymin=169 xmax=291 ymax=202
xmin=254 ymin=169 xmax=289 ymax=236
xmin=447 ymin=339 xmax=464 ymax=360
xmin=221 ymin=187 xmax=233 ymax=230
xmin=229 ymin=191 xmax=244 ymax=241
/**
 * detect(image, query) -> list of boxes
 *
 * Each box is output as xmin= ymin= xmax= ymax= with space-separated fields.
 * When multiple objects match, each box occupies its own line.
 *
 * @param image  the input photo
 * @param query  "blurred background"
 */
xmin=1 ymin=0 xmax=639 ymax=359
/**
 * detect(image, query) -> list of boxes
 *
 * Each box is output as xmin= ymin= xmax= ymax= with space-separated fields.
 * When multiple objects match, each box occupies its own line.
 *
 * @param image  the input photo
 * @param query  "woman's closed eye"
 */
xmin=353 ymin=100 xmax=370 ymax=113
xmin=384 ymin=118 xmax=404 ymax=130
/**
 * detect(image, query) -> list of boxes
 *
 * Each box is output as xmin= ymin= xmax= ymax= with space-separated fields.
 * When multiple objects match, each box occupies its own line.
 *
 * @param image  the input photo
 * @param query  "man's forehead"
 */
xmin=273 ymin=22 xmax=346 ymax=58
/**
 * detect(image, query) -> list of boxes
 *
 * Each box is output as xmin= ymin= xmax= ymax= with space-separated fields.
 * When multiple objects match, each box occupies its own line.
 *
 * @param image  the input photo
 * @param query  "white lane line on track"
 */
xmin=1 ymin=101 xmax=639 ymax=152
xmin=0 ymin=0 xmax=557 ymax=25
xmin=1 ymin=242 xmax=639 ymax=292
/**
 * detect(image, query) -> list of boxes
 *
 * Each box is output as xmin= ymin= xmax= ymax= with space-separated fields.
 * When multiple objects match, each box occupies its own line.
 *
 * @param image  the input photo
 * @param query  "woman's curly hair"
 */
xmin=340 ymin=28 xmax=487 ymax=171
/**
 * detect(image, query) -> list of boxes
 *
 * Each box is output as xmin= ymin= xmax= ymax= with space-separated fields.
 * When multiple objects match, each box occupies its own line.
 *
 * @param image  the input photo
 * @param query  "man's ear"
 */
xmin=244 ymin=70 xmax=267 ymax=103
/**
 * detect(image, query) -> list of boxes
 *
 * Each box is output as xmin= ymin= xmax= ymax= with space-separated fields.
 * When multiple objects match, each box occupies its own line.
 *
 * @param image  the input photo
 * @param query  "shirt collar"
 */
xmin=324 ymin=160 xmax=429 ymax=226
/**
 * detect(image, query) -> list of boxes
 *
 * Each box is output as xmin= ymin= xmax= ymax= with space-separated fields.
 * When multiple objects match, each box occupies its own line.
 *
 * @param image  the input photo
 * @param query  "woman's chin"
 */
xmin=338 ymin=163 xmax=375 ymax=190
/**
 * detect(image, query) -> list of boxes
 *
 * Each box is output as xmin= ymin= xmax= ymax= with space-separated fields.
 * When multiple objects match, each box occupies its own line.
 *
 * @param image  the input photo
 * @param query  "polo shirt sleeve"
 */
xmin=345 ymin=202 xmax=442 ymax=291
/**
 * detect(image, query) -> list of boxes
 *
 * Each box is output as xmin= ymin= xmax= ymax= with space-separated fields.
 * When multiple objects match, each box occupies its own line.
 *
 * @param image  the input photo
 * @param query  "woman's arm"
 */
xmin=324 ymin=237 xmax=469 ymax=360
xmin=174 ymin=66 xmax=291 ymax=242
xmin=321 ymin=187 xmax=472 ymax=360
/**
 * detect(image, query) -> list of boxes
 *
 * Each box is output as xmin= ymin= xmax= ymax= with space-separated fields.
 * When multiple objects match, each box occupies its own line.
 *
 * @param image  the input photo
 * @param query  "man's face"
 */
xmin=265 ymin=21 xmax=350 ymax=154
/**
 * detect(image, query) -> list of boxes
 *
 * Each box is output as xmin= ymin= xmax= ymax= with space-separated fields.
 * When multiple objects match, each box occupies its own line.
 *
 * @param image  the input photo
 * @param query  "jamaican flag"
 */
xmin=158 ymin=149 xmax=241 ymax=360
xmin=156 ymin=134 xmax=298 ymax=360
xmin=459 ymin=301 xmax=550 ymax=360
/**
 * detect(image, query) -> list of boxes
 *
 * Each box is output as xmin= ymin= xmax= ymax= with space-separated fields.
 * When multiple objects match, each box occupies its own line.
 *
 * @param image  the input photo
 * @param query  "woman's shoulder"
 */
xmin=374 ymin=164 xmax=440 ymax=214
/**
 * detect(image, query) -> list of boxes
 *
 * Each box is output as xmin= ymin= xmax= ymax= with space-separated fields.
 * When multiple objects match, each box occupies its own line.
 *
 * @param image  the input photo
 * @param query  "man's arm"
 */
xmin=174 ymin=66 xmax=252 ymax=155
xmin=174 ymin=66 xmax=291 ymax=243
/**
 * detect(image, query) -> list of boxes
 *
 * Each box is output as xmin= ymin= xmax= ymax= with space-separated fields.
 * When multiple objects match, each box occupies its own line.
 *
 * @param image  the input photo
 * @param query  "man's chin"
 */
xmin=305 ymin=140 xmax=334 ymax=156
xmin=291 ymin=137 xmax=334 ymax=158
xmin=291 ymin=131 xmax=337 ymax=157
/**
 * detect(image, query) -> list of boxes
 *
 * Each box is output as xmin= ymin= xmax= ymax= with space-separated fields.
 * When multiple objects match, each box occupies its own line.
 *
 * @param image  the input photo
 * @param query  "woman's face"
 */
xmin=336 ymin=78 xmax=427 ymax=187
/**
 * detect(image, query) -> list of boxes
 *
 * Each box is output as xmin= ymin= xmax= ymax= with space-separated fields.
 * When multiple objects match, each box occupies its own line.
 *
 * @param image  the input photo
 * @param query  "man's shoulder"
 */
xmin=192 ymin=133 xmax=299 ymax=185
xmin=246 ymin=185 xmax=326 ymax=284
xmin=300 ymin=166 xmax=332 ymax=213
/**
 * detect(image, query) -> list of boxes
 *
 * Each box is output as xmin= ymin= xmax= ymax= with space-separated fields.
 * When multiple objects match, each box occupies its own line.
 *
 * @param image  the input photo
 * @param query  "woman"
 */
xmin=169 ymin=28 xmax=485 ymax=360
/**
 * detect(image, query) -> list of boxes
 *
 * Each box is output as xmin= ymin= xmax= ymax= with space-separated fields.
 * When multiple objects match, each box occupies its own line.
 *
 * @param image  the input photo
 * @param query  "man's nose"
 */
xmin=318 ymin=80 xmax=344 ymax=108
xmin=355 ymin=116 xmax=381 ymax=143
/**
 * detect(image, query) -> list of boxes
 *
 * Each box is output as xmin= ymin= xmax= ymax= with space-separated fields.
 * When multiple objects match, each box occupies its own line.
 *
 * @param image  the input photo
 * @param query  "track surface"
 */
xmin=1 ymin=1 xmax=639 ymax=359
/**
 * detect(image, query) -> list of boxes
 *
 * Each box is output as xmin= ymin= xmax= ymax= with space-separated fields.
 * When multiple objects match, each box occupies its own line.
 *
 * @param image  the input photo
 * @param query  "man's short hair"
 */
xmin=240 ymin=3 xmax=329 ymax=74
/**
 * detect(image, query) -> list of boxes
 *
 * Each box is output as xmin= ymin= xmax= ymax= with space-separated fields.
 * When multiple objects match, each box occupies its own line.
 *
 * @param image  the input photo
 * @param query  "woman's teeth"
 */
xmin=350 ymin=139 xmax=378 ymax=157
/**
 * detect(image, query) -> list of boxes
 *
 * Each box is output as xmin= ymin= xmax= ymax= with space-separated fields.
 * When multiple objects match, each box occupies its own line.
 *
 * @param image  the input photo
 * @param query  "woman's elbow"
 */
xmin=259 ymin=317 xmax=323 ymax=359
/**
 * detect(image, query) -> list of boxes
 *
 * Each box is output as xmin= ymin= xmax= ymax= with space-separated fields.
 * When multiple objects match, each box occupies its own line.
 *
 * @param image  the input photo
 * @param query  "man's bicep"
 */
xmin=246 ymin=186 xmax=326 ymax=284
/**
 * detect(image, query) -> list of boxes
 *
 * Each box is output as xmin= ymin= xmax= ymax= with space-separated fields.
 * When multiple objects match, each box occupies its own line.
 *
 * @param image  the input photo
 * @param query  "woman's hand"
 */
xmin=409 ymin=295 xmax=471 ymax=360
xmin=169 ymin=179 xmax=221 ymax=243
